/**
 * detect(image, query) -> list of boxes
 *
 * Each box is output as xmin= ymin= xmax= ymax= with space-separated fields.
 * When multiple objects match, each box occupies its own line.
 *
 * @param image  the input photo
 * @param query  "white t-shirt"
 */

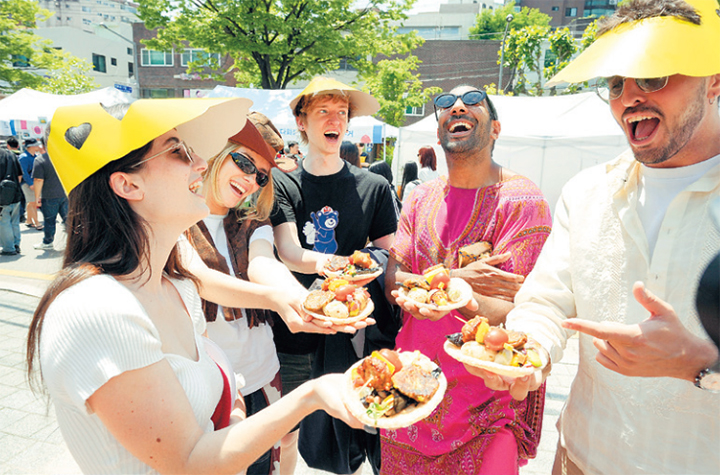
xmin=418 ymin=166 xmax=438 ymax=183
xmin=638 ymin=154 xmax=720 ymax=255
xmin=40 ymin=274 xmax=221 ymax=474
xmin=201 ymin=213 xmax=280 ymax=396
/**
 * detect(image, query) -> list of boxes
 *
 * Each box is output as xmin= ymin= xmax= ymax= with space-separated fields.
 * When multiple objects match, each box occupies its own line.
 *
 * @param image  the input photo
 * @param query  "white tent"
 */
xmin=208 ymin=85 xmax=398 ymax=147
xmin=395 ymin=92 xmax=630 ymax=210
xmin=0 ymin=87 xmax=133 ymax=138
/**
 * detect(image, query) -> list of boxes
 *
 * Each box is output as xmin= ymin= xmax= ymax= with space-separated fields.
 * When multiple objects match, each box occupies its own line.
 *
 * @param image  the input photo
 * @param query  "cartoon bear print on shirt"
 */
xmin=308 ymin=206 xmax=339 ymax=254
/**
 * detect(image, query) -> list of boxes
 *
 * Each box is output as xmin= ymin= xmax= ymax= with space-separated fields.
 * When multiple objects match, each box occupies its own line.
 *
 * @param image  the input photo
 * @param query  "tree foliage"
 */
xmin=469 ymin=1 xmax=550 ymax=40
xmin=0 ymin=0 xmax=97 ymax=94
xmin=137 ymin=0 xmax=424 ymax=90
xmin=358 ymin=55 xmax=441 ymax=127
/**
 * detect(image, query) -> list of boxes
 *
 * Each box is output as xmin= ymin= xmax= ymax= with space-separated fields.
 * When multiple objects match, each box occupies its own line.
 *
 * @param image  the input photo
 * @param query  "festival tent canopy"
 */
xmin=0 ymin=87 xmax=133 ymax=138
xmin=395 ymin=92 xmax=630 ymax=210
xmin=208 ymin=85 xmax=398 ymax=145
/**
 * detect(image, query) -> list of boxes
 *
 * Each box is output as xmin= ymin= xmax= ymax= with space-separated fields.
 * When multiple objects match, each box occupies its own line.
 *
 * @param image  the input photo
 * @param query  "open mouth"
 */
xmin=189 ymin=178 xmax=203 ymax=196
xmin=447 ymin=120 xmax=474 ymax=135
xmin=324 ymin=131 xmax=340 ymax=143
xmin=627 ymin=115 xmax=660 ymax=143
xmin=229 ymin=179 xmax=247 ymax=197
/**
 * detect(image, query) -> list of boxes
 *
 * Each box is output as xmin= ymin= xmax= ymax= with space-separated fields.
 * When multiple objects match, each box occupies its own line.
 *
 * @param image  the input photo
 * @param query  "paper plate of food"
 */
xmin=302 ymin=277 xmax=374 ymax=325
xmin=323 ymin=250 xmax=383 ymax=282
xmin=444 ymin=316 xmax=548 ymax=378
xmin=397 ymin=265 xmax=472 ymax=311
xmin=343 ymin=349 xmax=447 ymax=429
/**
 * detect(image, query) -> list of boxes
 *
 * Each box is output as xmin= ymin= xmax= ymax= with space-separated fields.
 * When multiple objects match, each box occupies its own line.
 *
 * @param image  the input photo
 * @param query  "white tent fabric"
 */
xmin=395 ymin=92 xmax=630 ymax=210
xmin=208 ymin=85 xmax=398 ymax=146
xmin=0 ymin=87 xmax=133 ymax=138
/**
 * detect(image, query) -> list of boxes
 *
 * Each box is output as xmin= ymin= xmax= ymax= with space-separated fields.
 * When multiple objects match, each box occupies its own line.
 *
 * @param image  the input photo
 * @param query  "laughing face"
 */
xmin=437 ymin=86 xmax=497 ymax=157
xmin=297 ymin=95 xmax=349 ymax=155
xmin=206 ymin=144 xmax=272 ymax=215
xmin=610 ymin=75 xmax=707 ymax=167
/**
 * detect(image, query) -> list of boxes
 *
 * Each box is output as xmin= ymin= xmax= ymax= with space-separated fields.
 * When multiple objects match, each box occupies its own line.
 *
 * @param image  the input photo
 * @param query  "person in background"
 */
xmin=368 ymin=160 xmax=402 ymax=220
xmin=399 ymin=160 xmax=420 ymax=202
xmin=0 ymin=147 xmax=23 ymax=255
xmin=26 ymin=98 xmax=365 ymax=475
xmin=383 ymin=85 xmax=550 ymax=474
xmin=16 ymin=137 xmax=42 ymax=229
xmin=271 ymin=77 xmax=397 ymax=475
xmin=339 ymin=140 xmax=361 ymax=168
xmin=417 ymin=146 xmax=439 ymax=183
xmin=286 ymin=140 xmax=303 ymax=160
xmin=32 ymin=129 xmax=68 ymax=251
xmin=474 ymin=1 xmax=720 ymax=473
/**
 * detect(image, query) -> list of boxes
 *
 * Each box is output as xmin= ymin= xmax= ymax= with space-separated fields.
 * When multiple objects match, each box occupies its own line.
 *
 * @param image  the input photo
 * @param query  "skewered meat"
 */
xmin=392 ymin=364 xmax=440 ymax=403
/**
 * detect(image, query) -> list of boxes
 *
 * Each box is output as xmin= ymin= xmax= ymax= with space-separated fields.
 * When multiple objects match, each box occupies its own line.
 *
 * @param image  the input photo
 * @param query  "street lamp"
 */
xmin=498 ymin=13 xmax=514 ymax=93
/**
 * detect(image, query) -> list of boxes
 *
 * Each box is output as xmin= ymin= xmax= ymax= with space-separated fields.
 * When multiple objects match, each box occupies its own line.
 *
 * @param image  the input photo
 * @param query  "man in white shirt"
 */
xmin=470 ymin=1 xmax=720 ymax=474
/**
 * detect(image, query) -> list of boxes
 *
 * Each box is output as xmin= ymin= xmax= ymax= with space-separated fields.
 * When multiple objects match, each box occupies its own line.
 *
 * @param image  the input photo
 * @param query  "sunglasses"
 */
xmin=133 ymin=141 xmax=195 ymax=169
xmin=433 ymin=90 xmax=498 ymax=120
xmin=596 ymin=76 xmax=669 ymax=102
xmin=229 ymin=152 xmax=270 ymax=187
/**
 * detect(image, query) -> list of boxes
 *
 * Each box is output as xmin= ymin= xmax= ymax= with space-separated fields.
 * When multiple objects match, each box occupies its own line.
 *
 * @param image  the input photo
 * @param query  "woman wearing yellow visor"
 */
xmin=25 ymin=99 xmax=363 ymax=474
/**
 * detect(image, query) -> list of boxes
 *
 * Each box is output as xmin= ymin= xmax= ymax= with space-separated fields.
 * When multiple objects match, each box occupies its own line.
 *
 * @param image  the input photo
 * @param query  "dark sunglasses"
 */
xmin=596 ymin=76 xmax=669 ymax=102
xmin=229 ymin=152 xmax=269 ymax=187
xmin=433 ymin=90 xmax=497 ymax=120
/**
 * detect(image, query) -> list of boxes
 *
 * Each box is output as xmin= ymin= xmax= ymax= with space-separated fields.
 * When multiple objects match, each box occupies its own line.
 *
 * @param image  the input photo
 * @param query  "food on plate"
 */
xmin=398 ymin=265 xmax=471 ymax=311
xmin=458 ymin=241 xmax=493 ymax=268
xmin=302 ymin=277 xmax=374 ymax=324
xmin=444 ymin=316 xmax=547 ymax=377
xmin=323 ymin=250 xmax=383 ymax=281
xmin=343 ymin=349 xmax=447 ymax=429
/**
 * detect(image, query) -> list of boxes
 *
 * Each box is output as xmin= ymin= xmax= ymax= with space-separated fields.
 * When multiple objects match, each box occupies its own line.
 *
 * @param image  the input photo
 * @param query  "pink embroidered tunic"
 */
xmin=381 ymin=175 xmax=551 ymax=474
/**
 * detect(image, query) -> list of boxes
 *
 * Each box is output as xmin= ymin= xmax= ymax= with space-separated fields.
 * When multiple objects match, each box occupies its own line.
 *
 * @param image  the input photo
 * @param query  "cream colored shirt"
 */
xmin=507 ymin=151 xmax=720 ymax=475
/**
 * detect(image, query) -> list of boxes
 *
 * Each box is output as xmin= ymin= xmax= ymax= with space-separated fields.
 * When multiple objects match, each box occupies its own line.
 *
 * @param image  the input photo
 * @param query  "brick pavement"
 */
xmin=0 ymin=222 xmax=579 ymax=474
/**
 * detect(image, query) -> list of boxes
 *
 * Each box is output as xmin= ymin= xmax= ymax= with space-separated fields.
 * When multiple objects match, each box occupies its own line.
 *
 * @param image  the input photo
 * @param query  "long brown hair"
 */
xmin=26 ymin=105 xmax=199 ymax=392
xmin=418 ymin=146 xmax=437 ymax=171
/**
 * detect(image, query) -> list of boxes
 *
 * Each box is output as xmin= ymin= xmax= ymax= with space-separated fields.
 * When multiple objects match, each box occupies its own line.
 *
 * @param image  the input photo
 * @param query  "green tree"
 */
xmin=469 ymin=1 xmax=551 ymax=40
xmin=358 ymin=55 xmax=441 ymax=127
xmin=544 ymin=27 xmax=578 ymax=95
xmin=501 ymin=25 xmax=548 ymax=96
xmin=0 ymin=0 xmax=97 ymax=94
xmin=137 ymin=0 xmax=424 ymax=90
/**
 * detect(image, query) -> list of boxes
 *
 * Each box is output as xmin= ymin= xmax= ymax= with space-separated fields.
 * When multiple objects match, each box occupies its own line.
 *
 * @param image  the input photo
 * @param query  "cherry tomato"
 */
xmin=483 ymin=327 xmax=509 ymax=352
xmin=334 ymin=284 xmax=357 ymax=302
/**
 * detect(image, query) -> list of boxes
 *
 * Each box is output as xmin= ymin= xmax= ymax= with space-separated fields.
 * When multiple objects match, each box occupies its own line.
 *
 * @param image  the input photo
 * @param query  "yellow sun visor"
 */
xmin=48 ymin=98 xmax=252 ymax=194
xmin=289 ymin=77 xmax=380 ymax=117
xmin=547 ymin=0 xmax=720 ymax=87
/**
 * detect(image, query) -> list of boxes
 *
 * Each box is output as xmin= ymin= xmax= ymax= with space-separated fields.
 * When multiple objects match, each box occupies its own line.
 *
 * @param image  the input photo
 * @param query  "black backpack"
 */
xmin=0 ymin=152 xmax=20 ymax=207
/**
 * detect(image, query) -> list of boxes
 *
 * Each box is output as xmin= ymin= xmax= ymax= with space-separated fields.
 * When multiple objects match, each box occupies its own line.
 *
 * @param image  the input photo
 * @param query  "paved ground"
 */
xmin=0 ymin=221 xmax=579 ymax=474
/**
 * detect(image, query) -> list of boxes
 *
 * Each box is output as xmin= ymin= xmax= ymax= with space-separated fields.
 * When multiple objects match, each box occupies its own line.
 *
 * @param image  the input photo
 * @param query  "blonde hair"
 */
xmin=294 ymin=92 xmax=353 ymax=144
xmin=204 ymin=142 xmax=275 ymax=222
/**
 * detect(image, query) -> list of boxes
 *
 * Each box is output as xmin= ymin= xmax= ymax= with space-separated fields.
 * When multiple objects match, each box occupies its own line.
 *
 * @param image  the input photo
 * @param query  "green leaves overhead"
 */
xmin=137 ymin=0 xmax=421 ymax=89
xmin=0 ymin=0 xmax=97 ymax=94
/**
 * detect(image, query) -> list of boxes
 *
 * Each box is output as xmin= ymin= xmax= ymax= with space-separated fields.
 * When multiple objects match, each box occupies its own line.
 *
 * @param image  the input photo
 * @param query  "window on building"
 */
xmin=405 ymin=105 xmax=425 ymax=117
xmin=92 ymin=53 xmax=107 ymax=72
xmin=111 ymin=57 xmax=117 ymax=66
xmin=181 ymin=49 xmax=221 ymax=67
xmin=83 ymin=18 xmax=92 ymax=25
xmin=11 ymin=55 xmax=30 ymax=68
xmin=127 ymin=47 xmax=132 ymax=55
xmin=551 ymin=6 xmax=559 ymax=11
xmin=142 ymin=88 xmax=174 ymax=98
xmin=128 ymin=62 xmax=134 ymax=78
xmin=566 ymin=7 xmax=578 ymax=16
xmin=140 ymin=49 xmax=174 ymax=66
xmin=82 ymin=6 xmax=91 ymax=12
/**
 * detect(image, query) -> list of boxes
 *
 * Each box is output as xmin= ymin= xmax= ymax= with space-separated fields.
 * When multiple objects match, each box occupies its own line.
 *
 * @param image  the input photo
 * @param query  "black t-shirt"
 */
xmin=32 ymin=153 xmax=67 ymax=200
xmin=271 ymin=161 xmax=397 ymax=354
